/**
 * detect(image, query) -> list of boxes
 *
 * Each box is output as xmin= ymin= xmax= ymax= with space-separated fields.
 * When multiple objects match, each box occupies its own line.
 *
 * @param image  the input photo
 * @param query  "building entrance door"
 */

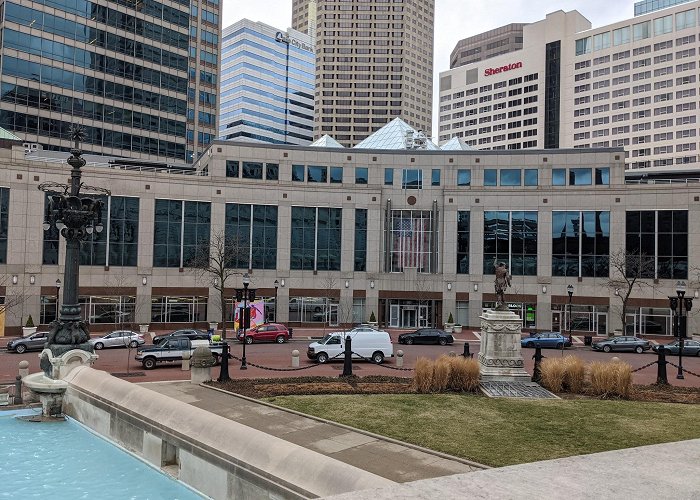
xmin=328 ymin=304 xmax=339 ymax=327
xmin=552 ymin=311 xmax=563 ymax=333
xmin=418 ymin=305 xmax=429 ymax=328
xmin=389 ymin=305 xmax=400 ymax=328
xmin=401 ymin=307 xmax=417 ymax=328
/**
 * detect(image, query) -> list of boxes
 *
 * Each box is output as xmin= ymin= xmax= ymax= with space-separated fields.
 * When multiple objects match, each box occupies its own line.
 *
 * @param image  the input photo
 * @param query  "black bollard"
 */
xmin=532 ymin=344 xmax=544 ymax=383
xmin=656 ymin=347 xmax=668 ymax=385
xmin=14 ymin=375 xmax=22 ymax=405
xmin=218 ymin=342 xmax=230 ymax=382
xmin=462 ymin=342 xmax=472 ymax=358
xmin=341 ymin=335 xmax=353 ymax=377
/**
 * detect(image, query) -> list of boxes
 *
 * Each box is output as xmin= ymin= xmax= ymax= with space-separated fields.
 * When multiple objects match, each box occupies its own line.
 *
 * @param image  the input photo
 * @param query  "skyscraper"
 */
xmin=219 ymin=20 xmax=315 ymax=145
xmin=0 ymin=0 xmax=221 ymax=163
xmin=292 ymin=0 xmax=434 ymax=147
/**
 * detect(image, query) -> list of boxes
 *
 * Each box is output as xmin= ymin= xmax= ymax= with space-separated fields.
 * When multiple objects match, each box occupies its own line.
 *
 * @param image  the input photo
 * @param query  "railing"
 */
xmin=625 ymin=178 xmax=700 ymax=185
xmin=26 ymin=155 xmax=208 ymax=176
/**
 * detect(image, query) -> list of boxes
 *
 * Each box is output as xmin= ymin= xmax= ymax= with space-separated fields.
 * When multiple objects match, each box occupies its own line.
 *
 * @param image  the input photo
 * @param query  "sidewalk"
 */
xmin=140 ymin=381 xmax=484 ymax=483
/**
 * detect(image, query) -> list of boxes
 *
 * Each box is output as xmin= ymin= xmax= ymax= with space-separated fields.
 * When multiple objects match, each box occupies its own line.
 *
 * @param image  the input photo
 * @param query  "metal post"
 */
xmin=274 ymin=280 xmax=279 ymax=323
xmin=677 ymin=299 xmax=684 ymax=380
xmin=241 ymin=274 xmax=249 ymax=370
xmin=656 ymin=347 xmax=668 ymax=385
xmin=13 ymin=375 xmax=22 ymax=405
xmin=218 ymin=342 xmax=230 ymax=382
xmin=462 ymin=342 xmax=472 ymax=358
xmin=341 ymin=335 xmax=353 ymax=377
xmin=532 ymin=345 xmax=544 ymax=383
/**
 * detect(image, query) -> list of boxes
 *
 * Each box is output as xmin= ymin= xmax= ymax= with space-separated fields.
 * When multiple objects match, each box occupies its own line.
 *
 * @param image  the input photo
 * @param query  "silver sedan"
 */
xmin=89 ymin=330 xmax=145 ymax=350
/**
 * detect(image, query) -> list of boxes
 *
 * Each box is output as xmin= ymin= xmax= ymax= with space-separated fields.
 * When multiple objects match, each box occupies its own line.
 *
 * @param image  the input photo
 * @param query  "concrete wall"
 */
xmin=62 ymin=366 xmax=394 ymax=499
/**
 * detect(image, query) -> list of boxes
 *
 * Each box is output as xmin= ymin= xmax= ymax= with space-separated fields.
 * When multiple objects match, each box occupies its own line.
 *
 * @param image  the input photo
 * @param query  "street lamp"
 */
xmin=567 ymin=284 xmax=574 ymax=345
xmin=240 ymin=273 xmax=250 ymax=370
xmin=55 ymin=279 xmax=61 ymax=322
xmin=39 ymin=125 xmax=109 ymax=356
xmin=669 ymin=281 xmax=693 ymax=380
xmin=274 ymin=279 xmax=279 ymax=323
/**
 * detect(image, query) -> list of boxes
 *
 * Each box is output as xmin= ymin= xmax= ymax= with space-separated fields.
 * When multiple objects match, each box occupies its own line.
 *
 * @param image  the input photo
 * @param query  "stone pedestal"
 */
xmin=478 ymin=308 xmax=530 ymax=382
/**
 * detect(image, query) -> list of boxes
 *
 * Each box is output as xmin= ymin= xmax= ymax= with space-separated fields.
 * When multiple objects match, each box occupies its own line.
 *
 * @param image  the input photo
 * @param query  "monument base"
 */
xmin=478 ymin=308 xmax=530 ymax=383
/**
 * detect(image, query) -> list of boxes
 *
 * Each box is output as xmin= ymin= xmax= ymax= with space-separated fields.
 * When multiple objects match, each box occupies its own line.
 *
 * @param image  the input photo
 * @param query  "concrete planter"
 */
xmin=139 ymin=324 xmax=149 ymax=334
xmin=453 ymin=325 xmax=463 ymax=334
xmin=22 ymin=326 xmax=37 ymax=337
xmin=444 ymin=323 xmax=454 ymax=333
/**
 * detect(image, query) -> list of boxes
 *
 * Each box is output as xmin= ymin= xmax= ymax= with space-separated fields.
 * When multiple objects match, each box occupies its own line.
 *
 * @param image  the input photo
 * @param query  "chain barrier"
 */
xmin=666 ymin=361 xmax=700 ymax=378
xmin=350 ymin=351 xmax=414 ymax=371
xmin=224 ymin=352 xmax=346 ymax=372
xmin=631 ymin=360 xmax=658 ymax=373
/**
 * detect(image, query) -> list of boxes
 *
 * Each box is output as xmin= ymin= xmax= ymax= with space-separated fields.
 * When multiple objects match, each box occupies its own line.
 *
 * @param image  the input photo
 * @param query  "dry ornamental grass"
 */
xmin=589 ymin=360 xmax=632 ymax=398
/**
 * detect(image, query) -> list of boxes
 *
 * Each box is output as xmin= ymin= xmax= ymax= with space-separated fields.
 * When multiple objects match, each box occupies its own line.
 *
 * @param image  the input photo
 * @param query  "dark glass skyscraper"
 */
xmin=0 ymin=0 xmax=220 ymax=163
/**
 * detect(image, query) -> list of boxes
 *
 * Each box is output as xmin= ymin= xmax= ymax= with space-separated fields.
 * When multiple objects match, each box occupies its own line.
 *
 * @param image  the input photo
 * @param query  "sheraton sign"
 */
xmin=484 ymin=62 xmax=523 ymax=76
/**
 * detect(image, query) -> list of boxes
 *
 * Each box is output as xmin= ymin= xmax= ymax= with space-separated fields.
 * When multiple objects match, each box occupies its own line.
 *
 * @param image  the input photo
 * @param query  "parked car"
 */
xmin=136 ymin=337 xmax=226 ymax=370
xmin=652 ymin=339 xmax=700 ymax=356
xmin=307 ymin=330 xmax=393 ymax=364
xmin=6 ymin=331 xmax=49 ymax=353
xmin=237 ymin=323 xmax=291 ymax=344
xmin=592 ymin=336 xmax=651 ymax=353
xmin=521 ymin=332 xmax=572 ymax=349
xmin=331 ymin=325 xmax=387 ymax=336
xmin=89 ymin=330 xmax=145 ymax=350
xmin=398 ymin=328 xmax=454 ymax=346
xmin=152 ymin=329 xmax=209 ymax=345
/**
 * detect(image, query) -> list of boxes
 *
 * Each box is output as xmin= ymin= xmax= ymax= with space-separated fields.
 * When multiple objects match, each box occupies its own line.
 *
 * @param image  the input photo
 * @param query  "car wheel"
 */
xmin=525 ymin=342 xmax=534 ymax=348
xmin=635 ymin=346 xmax=643 ymax=354
xmin=406 ymin=338 xmax=414 ymax=345
xmin=211 ymin=353 xmax=220 ymax=365
xmin=317 ymin=352 xmax=329 ymax=364
xmin=129 ymin=340 xmax=139 ymax=348
xmin=438 ymin=337 xmax=447 ymax=346
xmin=603 ymin=345 xmax=612 ymax=353
xmin=275 ymin=335 xmax=285 ymax=344
xmin=14 ymin=344 xmax=26 ymax=354
xmin=556 ymin=342 xmax=563 ymax=349
xmin=372 ymin=351 xmax=384 ymax=364
xmin=94 ymin=342 xmax=104 ymax=350
xmin=245 ymin=336 xmax=253 ymax=344
xmin=143 ymin=357 xmax=157 ymax=370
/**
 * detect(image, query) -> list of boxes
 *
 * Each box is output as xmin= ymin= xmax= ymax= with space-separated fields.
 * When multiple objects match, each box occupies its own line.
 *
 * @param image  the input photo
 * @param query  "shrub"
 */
xmin=447 ymin=356 xmax=480 ymax=392
xmin=412 ymin=357 xmax=434 ymax=393
xmin=369 ymin=311 xmax=376 ymax=323
xmin=25 ymin=315 xmax=35 ymax=328
xmin=589 ymin=360 xmax=632 ymax=399
xmin=540 ymin=358 xmax=566 ymax=392
xmin=211 ymin=335 xmax=221 ymax=342
xmin=562 ymin=356 xmax=586 ymax=393
xmin=447 ymin=312 xmax=454 ymax=324
xmin=432 ymin=356 xmax=451 ymax=392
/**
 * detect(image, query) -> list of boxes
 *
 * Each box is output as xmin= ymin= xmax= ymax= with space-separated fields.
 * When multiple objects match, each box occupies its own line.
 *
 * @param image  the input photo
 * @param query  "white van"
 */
xmin=307 ymin=331 xmax=393 ymax=364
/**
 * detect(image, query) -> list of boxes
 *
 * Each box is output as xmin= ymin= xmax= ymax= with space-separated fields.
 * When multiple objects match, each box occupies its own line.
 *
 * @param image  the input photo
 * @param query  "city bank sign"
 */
xmin=484 ymin=62 xmax=523 ymax=76
xmin=275 ymin=31 xmax=313 ymax=52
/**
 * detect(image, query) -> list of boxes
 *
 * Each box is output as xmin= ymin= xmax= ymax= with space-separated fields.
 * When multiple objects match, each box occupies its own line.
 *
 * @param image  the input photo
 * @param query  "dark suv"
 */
xmin=152 ymin=329 xmax=209 ymax=345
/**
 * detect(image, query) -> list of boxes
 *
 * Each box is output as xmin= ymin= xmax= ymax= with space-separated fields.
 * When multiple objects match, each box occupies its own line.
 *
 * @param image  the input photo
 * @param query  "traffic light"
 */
xmin=235 ymin=289 xmax=243 ymax=302
xmin=248 ymin=289 xmax=256 ymax=302
xmin=240 ymin=307 xmax=251 ymax=329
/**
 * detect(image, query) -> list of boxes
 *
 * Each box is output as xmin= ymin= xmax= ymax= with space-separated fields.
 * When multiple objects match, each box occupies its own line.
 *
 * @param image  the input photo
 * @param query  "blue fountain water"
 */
xmin=0 ymin=409 xmax=204 ymax=499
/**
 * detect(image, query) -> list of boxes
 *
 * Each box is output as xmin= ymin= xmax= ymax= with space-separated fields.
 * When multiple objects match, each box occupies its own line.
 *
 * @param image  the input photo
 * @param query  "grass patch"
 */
xmin=265 ymin=394 xmax=700 ymax=467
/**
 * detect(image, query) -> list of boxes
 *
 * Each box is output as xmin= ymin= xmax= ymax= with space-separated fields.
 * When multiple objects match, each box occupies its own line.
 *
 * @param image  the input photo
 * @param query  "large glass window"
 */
xmin=308 ymin=165 xmax=328 ymax=183
xmin=80 ymin=295 xmax=136 ymax=325
xmin=40 ymin=295 xmax=57 ymax=325
xmin=266 ymin=163 xmax=279 ymax=181
xmin=500 ymin=169 xmax=522 ymax=186
xmin=401 ymin=169 xmax=422 ymax=189
xmin=153 ymin=200 xmax=211 ymax=268
xmin=292 ymin=164 xmax=304 ymax=181
xmin=633 ymin=21 xmax=651 ymax=41
xmin=0 ymin=188 xmax=9 ymax=264
xmin=288 ymin=296 xmax=338 ymax=323
xmin=552 ymin=211 xmax=610 ymax=278
xmin=42 ymin=194 xmax=59 ymax=265
xmin=227 ymin=160 xmax=240 ymax=178
xmin=80 ymin=195 xmax=138 ymax=267
xmin=484 ymin=211 xmax=538 ymax=276
xmin=457 ymin=169 xmax=471 ymax=186
xmin=595 ymin=167 xmax=610 ymax=185
xmin=242 ymin=161 xmax=263 ymax=180
xmin=355 ymin=167 xmax=368 ymax=184
xmin=524 ymin=169 xmax=538 ymax=186
xmin=151 ymin=296 xmax=208 ymax=323
xmin=330 ymin=166 xmax=343 ymax=184
xmin=484 ymin=169 xmax=497 ymax=186
xmin=354 ymin=209 xmax=367 ymax=272
xmin=569 ymin=168 xmax=592 ymax=185
xmin=613 ymin=26 xmax=631 ymax=45
xmin=457 ymin=211 xmax=470 ymax=274
xmin=654 ymin=14 xmax=673 ymax=35
xmin=225 ymin=204 xmax=278 ymax=270
xmin=388 ymin=210 xmax=436 ymax=273
xmin=575 ymin=37 xmax=591 ymax=55
xmin=593 ymin=32 xmax=611 ymax=51
xmin=290 ymin=207 xmax=342 ymax=271
xmin=676 ymin=9 xmax=696 ymax=30
xmin=352 ymin=298 xmax=366 ymax=324
xmin=626 ymin=210 xmax=688 ymax=279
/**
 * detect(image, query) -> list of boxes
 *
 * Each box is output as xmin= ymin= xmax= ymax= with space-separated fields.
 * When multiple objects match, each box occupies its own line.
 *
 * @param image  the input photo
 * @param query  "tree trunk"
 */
xmin=220 ymin=288 xmax=227 ymax=340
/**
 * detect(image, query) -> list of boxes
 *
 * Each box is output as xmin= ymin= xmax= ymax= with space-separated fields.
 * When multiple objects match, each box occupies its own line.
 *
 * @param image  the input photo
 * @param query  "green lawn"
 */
xmin=265 ymin=394 xmax=700 ymax=467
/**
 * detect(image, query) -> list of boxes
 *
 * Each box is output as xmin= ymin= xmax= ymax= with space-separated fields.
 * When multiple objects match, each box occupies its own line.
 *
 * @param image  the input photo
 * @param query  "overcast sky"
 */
xmin=221 ymin=0 xmax=640 ymax=137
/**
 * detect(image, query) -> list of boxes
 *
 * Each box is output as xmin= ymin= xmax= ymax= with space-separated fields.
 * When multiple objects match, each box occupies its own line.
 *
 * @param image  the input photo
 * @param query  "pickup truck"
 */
xmin=135 ymin=337 xmax=226 ymax=370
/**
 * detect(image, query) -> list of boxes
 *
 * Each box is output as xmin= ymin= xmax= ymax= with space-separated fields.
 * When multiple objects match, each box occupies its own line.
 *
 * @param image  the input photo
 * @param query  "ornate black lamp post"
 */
xmin=55 ymin=279 xmax=61 ymax=321
xmin=669 ymin=281 xmax=693 ymax=380
xmin=39 ymin=125 xmax=109 ymax=356
xmin=274 ymin=279 xmax=279 ymax=322
xmin=240 ymin=273 xmax=250 ymax=370
xmin=567 ymin=284 xmax=574 ymax=345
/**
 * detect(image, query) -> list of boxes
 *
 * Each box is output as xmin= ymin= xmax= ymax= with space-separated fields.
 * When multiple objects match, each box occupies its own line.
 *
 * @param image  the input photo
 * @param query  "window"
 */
xmin=457 ymin=169 xmax=471 ymax=186
xmin=355 ymin=167 xmax=368 ymax=184
xmin=153 ymin=200 xmax=210 ymax=268
xmin=456 ymin=211 xmax=470 ymax=274
xmin=626 ymin=210 xmax=688 ymax=279
xmin=384 ymin=168 xmax=394 ymax=185
xmin=613 ymin=26 xmax=630 ymax=45
xmin=569 ymin=168 xmax=592 ymax=185
xmin=387 ymin=210 xmax=435 ymax=273
xmin=431 ymin=169 xmax=441 ymax=186
xmin=484 ymin=169 xmax=497 ymax=186
xmin=226 ymin=160 xmax=239 ymax=178
xmin=80 ymin=295 xmax=136 ymax=325
xmin=265 ymin=163 xmax=279 ymax=181
xmin=225 ymin=204 xmax=278 ymax=270
xmin=500 ymin=169 xmax=522 ymax=186
xmin=401 ymin=169 xmax=422 ymax=189
xmin=107 ymin=197 xmax=139 ymax=267
xmin=42 ymin=194 xmax=59 ymax=265
xmin=242 ymin=162 xmax=263 ymax=180
xmin=292 ymin=164 xmax=304 ymax=182
xmin=308 ymin=165 xmax=328 ymax=183
xmin=524 ymin=169 xmax=538 ymax=186
xmin=676 ymin=9 xmax=696 ymax=31
xmin=151 ymin=296 xmax=207 ymax=323
xmin=329 ymin=166 xmax=343 ymax=184
xmin=593 ymin=32 xmax=610 ymax=51
xmin=552 ymin=169 xmax=566 ymax=186
xmin=288 ymin=297 xmax=338 ymax=323
xmin=575 ymin=37 xmax=591 ymax=55
xmin=633 ymin=21 xmax=651 ymax=41
xmin=654 ymin=14 xmax=672 ymax=35
xmin=290 ymin=207 xmax=342 ymax=271
xmin=552 ymin=211 xmax=610 ymax=278
xmin=354 ymin=209 xmax=367 ymax=272
xmin=0 ymin=188 xmax=8 ymax=264
xmin=483 ymin=211 xmax=538 ymax=276
xmin=352 ymin=298 xmax=366 ymax=325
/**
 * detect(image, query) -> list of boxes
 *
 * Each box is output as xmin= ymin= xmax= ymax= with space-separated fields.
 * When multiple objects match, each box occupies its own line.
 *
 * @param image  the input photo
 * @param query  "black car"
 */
xmin=652 ymin=340 xmax=700 ymax=356
xmin=6 ymin=331 xmax=49 ymax=353
xmin=152 ymin=329 xmax=209 ymax=345
xmin=398 ymin=328 xmax=454 ymax=346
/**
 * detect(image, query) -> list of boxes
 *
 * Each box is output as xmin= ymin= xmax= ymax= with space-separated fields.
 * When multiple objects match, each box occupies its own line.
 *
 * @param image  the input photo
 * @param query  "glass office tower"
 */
xmin=0 ymin=0 xmax=220 ymax=163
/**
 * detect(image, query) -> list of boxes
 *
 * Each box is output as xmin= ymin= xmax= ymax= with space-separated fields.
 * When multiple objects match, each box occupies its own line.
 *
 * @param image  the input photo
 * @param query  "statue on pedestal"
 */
xmin=494 ymin=259 xmax=511 ymax=310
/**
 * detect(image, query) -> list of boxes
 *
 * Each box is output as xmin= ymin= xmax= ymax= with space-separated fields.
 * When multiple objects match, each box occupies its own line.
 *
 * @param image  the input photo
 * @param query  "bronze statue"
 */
xmin=494 ymin=259 xmax=511 ymax=310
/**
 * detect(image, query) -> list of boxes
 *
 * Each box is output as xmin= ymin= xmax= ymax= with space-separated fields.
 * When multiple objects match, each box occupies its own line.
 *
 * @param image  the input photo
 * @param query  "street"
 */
xmin=2 ymin=331 xmax=699 ymax=387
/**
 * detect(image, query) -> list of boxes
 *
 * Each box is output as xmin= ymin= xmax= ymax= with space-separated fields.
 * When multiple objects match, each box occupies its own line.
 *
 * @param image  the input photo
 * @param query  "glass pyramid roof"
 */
xmin=310 ymin=135 xmax=345 ymax=148
xmin=440 ymin=136 xmax=477 ymax=151
xmin=0 ymin=127 xmax=20 ymax=141
xmin=353 ymin=118 xmax=439 ymax=150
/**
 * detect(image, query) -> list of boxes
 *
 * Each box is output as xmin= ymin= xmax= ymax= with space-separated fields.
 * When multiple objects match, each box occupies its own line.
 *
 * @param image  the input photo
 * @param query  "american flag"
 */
xmin=393 ymin=217 xmax=430 ymax=270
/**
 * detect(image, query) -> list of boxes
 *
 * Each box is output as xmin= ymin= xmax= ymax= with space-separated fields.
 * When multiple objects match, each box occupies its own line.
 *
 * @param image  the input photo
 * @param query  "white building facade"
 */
xmin=439 ymin=3 xmax=700 ymax=170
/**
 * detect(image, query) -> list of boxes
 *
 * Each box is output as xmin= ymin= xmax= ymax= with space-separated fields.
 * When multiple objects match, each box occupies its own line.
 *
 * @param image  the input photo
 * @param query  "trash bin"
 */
xmin=584 ymin=335 xmax=593 ymax=346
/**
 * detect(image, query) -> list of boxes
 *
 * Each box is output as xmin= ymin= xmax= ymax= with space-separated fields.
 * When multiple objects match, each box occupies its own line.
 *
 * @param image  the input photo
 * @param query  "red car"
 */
xmin=237 ymin=323 xmax=291 ymax=344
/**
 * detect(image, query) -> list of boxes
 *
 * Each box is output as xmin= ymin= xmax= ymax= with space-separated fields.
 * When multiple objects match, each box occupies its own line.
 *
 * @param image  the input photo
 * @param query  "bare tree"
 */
xmin=605 ymin=249 xmax=656 ymax=335
xmin=187 ymin=230 xmax=247 ymax=340
xmin=0 ymin=274 xmax=29 ymax=323
xmin=320 ymin=276 xmax=338 ymax=334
